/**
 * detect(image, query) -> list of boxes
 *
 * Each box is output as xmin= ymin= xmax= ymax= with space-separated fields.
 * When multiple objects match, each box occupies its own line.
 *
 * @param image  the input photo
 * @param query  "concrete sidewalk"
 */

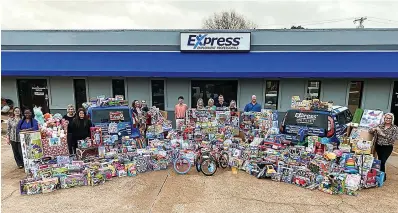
xmin=2 ymin=143 xmax=398 ymax=213
xmin=388 ymin=156 xmax=398 ymax=169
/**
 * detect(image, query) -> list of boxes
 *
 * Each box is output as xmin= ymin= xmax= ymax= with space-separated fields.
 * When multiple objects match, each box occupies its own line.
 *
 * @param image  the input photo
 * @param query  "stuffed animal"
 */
xmin=33 ymin=106 xmax=45 ymax=126
xmin=53 ymin=113 xmax=63 ymax=121
xmin=44 ymin=113 xmax=52 ymax=121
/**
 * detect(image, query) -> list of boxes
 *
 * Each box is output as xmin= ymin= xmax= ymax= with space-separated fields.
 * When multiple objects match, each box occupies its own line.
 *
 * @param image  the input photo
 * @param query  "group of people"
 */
xmin=5 ymin=97 xmax=397 ymax=182
xmin=6 ymin=105 xmax=93 ymax=168
xmin=174 ymin=94 xmax=262 ymax=120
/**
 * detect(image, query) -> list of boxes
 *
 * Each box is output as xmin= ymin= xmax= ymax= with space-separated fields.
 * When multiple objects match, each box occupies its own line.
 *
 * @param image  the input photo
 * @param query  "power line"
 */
xmin=367 ymin=16 xmax=398 ymax=23
xmin=368 ymin=19 xmax=398 ymax=26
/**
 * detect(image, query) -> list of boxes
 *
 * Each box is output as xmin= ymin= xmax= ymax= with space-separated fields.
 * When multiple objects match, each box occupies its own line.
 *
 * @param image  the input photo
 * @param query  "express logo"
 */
xmin=186 ymin=34 xmax=242 ymax=50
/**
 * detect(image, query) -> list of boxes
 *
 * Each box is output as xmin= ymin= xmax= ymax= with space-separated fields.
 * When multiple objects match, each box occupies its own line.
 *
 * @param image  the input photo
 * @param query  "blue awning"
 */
xmin=2 ymin=51 xmax=398 ymax=78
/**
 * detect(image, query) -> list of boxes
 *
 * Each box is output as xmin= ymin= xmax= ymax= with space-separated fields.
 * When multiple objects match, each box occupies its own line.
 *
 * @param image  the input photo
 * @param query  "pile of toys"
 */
xmin=240 ymin=110 xmax=279 ymax=143
xmin=20 ymin=137 xmax=175 ymax=195
xmin=82 ymin=95 xmax=129 ymax=109
xmin=228 ymin=135 xmax=384 ymax=196
xmin=18 ymin=104 xmax=386 ymax=196
xmin=291 ymin=96 xmax=333 ymax=111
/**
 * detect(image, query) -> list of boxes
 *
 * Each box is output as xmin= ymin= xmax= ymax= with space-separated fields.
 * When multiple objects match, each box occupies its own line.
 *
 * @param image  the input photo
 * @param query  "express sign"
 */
xmin=180 ymin=32 xmax=251 ymax=52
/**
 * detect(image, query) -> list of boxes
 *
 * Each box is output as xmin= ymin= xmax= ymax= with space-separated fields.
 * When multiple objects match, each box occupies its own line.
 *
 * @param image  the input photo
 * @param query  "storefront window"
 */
xmin=348 ymin=81 xmax=364 ymax=114
xmin=307 ymin=81 xmax=321 ymax=100
xmin=191 ymin=80 xmax=238 ymax=108
xmin=151 ymin=80 xmax=165 ymax=110
xmin=73 ymin=79 xmax=87 ymax=109
xmin=264 ymin=80 xmax=279 ymax=110
xmin=112 ymin=79 xmax=125 ymax=98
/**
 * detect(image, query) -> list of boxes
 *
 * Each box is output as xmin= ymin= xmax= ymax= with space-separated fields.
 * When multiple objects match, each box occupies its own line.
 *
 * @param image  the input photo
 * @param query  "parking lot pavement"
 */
xmin=2 ymin=143 xmax=398 ymax=213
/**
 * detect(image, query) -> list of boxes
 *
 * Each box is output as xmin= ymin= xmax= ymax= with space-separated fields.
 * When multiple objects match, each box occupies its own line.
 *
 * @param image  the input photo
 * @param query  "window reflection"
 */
xmin=264 ymin=80 xmax=279 ymax=110
xmin=348 ymin=81 xmax=363 ymax=114
xmin=74 ymin=79 xmax=87 ymax=109
xmin=151 ymin=80 xmax=165 ymax=110
xmin=307 ymin=81 xmax=321 ymax=100
xmin=112 ymin=79 xmax=125 ymax=98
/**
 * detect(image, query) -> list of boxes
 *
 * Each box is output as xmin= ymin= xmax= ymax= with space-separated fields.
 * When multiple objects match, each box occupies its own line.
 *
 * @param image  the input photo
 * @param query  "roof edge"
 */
xmin=2 ymin=28 xmax=398 ymax=33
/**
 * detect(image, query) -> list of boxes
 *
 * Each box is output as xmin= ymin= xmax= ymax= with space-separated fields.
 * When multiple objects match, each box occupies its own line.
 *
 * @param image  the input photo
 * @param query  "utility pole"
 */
xmin=353 ymin=17 xmax=367 ymax=28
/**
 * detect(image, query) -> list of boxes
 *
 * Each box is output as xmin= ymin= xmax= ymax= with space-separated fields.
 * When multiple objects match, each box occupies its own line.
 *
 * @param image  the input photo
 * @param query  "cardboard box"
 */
xmin=349 ymin=127 xmax=374 ymax=141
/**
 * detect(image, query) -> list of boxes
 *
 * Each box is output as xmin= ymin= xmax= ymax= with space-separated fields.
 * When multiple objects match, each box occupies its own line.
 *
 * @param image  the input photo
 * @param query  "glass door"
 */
xmin=17 ymin=79 xmax=50 ymax=113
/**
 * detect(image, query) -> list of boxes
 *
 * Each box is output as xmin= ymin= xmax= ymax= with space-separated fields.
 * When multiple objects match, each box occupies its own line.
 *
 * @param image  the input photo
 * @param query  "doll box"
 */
xmin=20 ymin=178 xmax=42 ymax=195
xmin=41 ymin=178 xmax=59 ymax=194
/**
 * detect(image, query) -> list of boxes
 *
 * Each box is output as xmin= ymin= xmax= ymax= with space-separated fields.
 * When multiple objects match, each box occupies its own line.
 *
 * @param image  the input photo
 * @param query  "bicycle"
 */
xmin=210 ymin=146 xmax=229 ymax=169
xmin=194 ymin=145 xmax=218 ymax=176
xmin=172 ymin=148 xmax=192 ymax=175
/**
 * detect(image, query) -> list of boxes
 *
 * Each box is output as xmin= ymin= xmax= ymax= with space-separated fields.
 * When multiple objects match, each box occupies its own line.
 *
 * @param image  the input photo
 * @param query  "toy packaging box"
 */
xmin=42 ymin=136 xmax=68 ymax=157
xmin=351 ymin=139 xmax=373 ymax=155
xmin=41 ymin=178 xmax=59 ymax=193
xmin=359 ymin=110 xmax=384 ymax=128
xmin=90 ymin=127 xmax=103 ymax=146
xmin=20 ymin=131 xmax=44 ymax=174
xmin=20 ymin=178 xmax=42 ymax=195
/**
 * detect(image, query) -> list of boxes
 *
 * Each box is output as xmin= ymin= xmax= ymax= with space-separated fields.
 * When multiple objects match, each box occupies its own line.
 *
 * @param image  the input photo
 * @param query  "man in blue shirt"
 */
xmin=244 ymin=95 xmax=262 ymax=112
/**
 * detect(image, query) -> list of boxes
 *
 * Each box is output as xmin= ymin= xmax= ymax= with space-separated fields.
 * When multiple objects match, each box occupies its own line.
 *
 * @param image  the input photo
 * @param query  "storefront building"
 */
xmin=2 ymin=29 xmax=398 ymax=124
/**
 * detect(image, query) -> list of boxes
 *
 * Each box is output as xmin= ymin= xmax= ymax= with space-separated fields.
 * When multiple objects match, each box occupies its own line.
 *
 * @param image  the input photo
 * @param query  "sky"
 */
xmin=2 ymin=0 xmax=398 ymax=30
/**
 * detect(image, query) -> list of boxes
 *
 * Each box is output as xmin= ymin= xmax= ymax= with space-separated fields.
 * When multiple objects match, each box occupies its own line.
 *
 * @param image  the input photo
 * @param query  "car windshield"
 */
xmin=284 ymin=111 xmax=328 ymax=129
xmin=91 ymin=108 xmax=131 ymax=123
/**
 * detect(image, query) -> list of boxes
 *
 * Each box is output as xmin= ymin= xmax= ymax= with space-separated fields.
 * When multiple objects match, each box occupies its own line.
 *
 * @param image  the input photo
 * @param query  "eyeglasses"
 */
xmin=385 ymin=118 xmax=393 ymax=120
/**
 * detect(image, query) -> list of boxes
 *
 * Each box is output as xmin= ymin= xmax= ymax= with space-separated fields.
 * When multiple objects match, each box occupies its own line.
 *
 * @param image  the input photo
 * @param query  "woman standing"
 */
xmin=197 ymin=98 xmax=205 ymax=110
xmin=63 ymin=105 xmax=75 ymax=155
xmin=69 ymin=108 xmax=92 ymax=155
xmin=17 ymin=109 xmax=39 ymax=132
xmin=229 ymin=100 xmax=238 ymax=116
xmin=207 ymin=98 xmax=216 ymax=110
xmin=369 ymin=113 xmax=398 ymax=181
xmin=63 ymin=104 xmax=75 ymax=124
xmin=6 ymin=107 xmax=24 ymax=168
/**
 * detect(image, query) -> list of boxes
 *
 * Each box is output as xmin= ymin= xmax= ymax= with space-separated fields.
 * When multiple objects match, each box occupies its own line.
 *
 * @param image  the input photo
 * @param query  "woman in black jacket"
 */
xmin=69 ymin=108 xmax=92 ymax=155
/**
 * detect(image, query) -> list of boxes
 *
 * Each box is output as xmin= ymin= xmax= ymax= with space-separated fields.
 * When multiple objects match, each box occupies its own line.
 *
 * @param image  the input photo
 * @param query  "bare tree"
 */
xmin=291 ymin=25 xmax=305 ymax=29
xmin=202 ymin=11 xmax=257 ymax=30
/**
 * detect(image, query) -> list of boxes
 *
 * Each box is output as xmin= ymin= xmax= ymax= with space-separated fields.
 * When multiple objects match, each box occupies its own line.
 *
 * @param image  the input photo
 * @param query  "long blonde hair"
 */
xmin=197 ymin=98 xmax=204 ymax=109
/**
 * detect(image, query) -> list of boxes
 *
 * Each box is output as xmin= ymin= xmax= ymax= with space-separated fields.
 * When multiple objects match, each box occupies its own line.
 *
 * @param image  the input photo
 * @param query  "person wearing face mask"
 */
xmin=69 ymin=108 xmax=92 ymax=155
xmin=369 ymin=113 xmax=398 ymax=181
xmin=7 ymin=107 xmax=24 ymax=168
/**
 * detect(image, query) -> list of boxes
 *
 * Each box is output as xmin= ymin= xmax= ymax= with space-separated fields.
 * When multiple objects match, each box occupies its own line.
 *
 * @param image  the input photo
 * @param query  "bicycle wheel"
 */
xmin=218 ymin=155 xmax=228 ymax=169
xmin=200 ymin=157 xmax=217 ymax=176
xmin=194 ymin=155 xmax=201 ymax=172
xmin=173 ymin=156 xmax=192 ymax=175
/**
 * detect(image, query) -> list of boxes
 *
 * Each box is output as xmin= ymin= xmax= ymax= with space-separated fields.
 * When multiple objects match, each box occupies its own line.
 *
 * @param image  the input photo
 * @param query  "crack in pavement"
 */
xmin=148 ymin=171 xmax=170 ymax=213
xmin=2 ymin=189 xmax=17 ymax=202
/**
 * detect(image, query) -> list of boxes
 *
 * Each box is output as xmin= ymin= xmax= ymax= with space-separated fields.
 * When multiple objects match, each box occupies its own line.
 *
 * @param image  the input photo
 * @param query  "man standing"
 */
xmin=175 ymin=96 xmax=188 ymax=119
xmin=175 ymin=96 xmax=188 ymax=130
xmin=244 ymin=95 xmax=262 ymax=112
xmin=216 ymin=95 xmax=228 ymax=108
